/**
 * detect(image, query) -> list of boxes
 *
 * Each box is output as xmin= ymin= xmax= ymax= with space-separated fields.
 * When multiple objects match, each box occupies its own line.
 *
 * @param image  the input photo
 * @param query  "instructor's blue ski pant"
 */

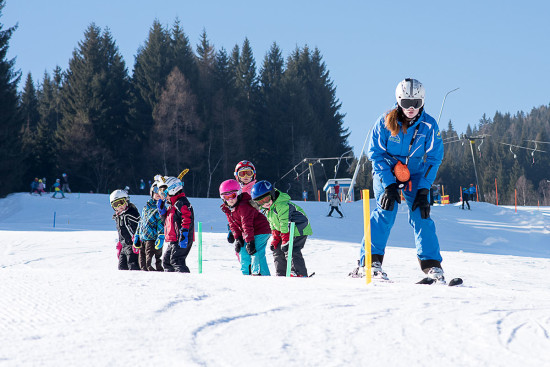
xmin=359 ymin=174 xmax=442 ymax=266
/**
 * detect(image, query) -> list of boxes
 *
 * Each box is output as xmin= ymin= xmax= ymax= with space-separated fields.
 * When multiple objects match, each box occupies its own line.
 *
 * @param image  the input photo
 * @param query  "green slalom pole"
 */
xmin=285 ymin=222 xmax=296 ymax=277
xmin=198 ymin=222 xmax=203 ymax=274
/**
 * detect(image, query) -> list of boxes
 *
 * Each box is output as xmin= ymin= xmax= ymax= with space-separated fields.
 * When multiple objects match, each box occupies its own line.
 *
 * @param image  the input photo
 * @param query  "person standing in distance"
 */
xmin=350 ymin=78 xmax=445 ymax=283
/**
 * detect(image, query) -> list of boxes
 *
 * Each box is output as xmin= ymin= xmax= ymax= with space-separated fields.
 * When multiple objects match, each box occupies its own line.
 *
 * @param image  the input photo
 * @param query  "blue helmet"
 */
xmin=251 ymin=180 xmax=274 ymax=200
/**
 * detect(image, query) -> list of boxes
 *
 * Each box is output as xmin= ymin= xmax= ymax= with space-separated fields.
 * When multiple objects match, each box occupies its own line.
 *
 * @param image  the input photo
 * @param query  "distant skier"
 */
xmin=219 ymin=179 xmax=271 ymax=276
xmin=61 ymin=173 xmax=71 ymax=193
xmin=327 ymin=194 xmax=344 ymax=218
xmin=133 ymin=182 xmax=164 ymax=271
xmin=462 ymin=187 xmax=471 ymax=210
xmin=468 ymin=183 xmax=477 ymax=202
xmin=110 ymin=189 xmax=140 ymax=270
xmin=348 ymin=78 xmax=446 ymax=284
xmin=51 ymin=179 xmax=65 ymax=199
xmin=139 ymin=179 xmax=146 ymax=193
xmin=252 ymin=180 xmax=312 ymax=277
xmin=37 ymin=179 xmax=46 ymax=194
xmin=30 ymin=178 xmax=40 ymax=195
xmin=156 ymin=176 xmax=194 ymax=273
xmin=302 ymin=190 xmax=308 ymax=201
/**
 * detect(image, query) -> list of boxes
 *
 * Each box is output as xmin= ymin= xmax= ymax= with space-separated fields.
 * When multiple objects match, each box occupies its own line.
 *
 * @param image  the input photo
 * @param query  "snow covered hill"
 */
xmin=1 ymin=192 xmax=550 ymax=366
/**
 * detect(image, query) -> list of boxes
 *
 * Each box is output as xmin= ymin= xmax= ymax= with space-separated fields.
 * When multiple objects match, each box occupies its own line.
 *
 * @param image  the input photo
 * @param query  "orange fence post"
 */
xmin=318 ymin=190 xmax=321 ymax=202
xmin=476 ymin=185 xmax=479 ymax=201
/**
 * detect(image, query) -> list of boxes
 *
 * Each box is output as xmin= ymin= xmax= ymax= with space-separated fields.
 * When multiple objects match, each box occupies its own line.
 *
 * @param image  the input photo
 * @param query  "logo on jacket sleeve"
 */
xmin=436 ymin=131 xmax=442 ymax=139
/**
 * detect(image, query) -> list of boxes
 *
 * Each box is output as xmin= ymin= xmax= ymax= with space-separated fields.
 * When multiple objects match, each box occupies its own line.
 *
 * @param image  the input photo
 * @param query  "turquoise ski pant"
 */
xmin=239 ymin=233 xmax=271 ymax=275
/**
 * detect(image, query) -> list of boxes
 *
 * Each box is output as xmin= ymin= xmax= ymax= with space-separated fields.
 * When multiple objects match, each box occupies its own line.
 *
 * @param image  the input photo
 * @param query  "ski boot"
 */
xmin=348 ymin=265 xmax=365 ymax=278
xmin=426 ymin=267 xmax=446 ymax=285
xmin=372 ymin=261 xmax=389 ymax=280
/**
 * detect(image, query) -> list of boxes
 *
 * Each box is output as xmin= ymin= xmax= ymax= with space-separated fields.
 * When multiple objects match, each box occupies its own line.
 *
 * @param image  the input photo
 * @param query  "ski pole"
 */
xmin=285 ymin=222 xmax=296 ymax=277
xmin=198 ymin=222 xmax=203 ymax=273
xmin=53 ymin=211 xmax=56 ymax=228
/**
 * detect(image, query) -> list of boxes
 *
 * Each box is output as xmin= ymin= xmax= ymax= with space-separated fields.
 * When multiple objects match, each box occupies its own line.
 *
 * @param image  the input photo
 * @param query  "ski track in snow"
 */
xmin=1 ymin=193 xmax=550 ymax=366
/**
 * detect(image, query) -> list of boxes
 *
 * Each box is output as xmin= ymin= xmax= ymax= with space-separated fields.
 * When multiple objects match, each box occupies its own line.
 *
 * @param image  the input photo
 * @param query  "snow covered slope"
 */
xmin=1 ymin=193 xmax=550 ymax=366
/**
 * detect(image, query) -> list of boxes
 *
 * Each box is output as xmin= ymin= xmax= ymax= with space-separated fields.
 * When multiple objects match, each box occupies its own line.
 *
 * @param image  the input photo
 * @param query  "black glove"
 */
xmin=379 ymin=183 xmax=401 ymax=211
xmin=412 ymin=188 xmax=430 ymax=219
xmin=281 ymin=242 xmax=289 ymax=252
xmin=245 ymin=240 xmax=257 ymax=255
xmin=227 ymin=230 xmax=235 ymax=244
xmin=234 ymin=237 xmax=244 ymax=253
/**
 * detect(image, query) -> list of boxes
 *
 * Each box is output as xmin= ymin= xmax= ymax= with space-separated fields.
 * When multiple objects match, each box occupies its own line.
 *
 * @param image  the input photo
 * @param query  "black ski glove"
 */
xmin=412 ymin=188 xmax=430 ymax=219
xmin=281 ymin=242 xmax=289 ymax=252
xmin=245 ymin=240 xmax=257 ymax=255
xmin=379 ymin=183 xmax=401 ymax=211
xmin=227 ymin=230 xmax=235 ymax=244
xmin=234 ymin=237 xmax=244 ymax=253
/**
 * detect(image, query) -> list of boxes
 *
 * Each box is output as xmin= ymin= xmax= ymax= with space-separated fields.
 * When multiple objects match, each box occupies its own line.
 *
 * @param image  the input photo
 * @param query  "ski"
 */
xmin=416 ymin=277 xmax=463 ymax=287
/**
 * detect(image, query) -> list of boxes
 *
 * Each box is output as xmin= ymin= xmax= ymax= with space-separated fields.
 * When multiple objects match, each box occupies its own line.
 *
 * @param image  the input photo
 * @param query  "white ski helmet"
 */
xmin=164 ymin=176 xmax=183 ymax=196
xmin=110 ymin=189 xmax=129 ymax=205
xmin=395 ymin=78 xmax=425 ymax=109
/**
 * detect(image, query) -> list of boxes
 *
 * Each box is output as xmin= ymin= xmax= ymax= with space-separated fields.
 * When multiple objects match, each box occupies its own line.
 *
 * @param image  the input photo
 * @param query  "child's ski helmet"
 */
xmin=219 ymin=179 xmax=241 ymax=195
xmin=234 ymin=160 xmax=256 ymax=181
xmin=251 ymin=180 xmax=274 ymax=200
xmin=395 ymin=78 xmax=425 ymax=109
xmin=149 ymin=182 xmax=159 ymax=198
xmin=164 ymin=176 xmax=183 ymax=196
xmin=110 ymin=189 xmax=129 ymax=204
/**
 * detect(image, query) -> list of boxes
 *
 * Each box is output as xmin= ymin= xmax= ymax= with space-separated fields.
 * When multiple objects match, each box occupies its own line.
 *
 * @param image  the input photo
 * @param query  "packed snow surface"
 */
xmin=1 ymin=193 xmax=550 ymax=366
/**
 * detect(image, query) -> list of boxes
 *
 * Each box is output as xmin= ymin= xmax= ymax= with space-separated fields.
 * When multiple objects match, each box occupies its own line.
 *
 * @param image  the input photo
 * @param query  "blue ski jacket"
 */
xmin=136 ymin=198 xmax=164 ymax=241
xmin=367 ymin=107 xmax=444 ymax=190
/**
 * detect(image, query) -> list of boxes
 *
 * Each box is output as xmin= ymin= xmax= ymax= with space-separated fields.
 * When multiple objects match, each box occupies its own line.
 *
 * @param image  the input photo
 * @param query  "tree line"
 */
xmin=1 ymin=2 xmax=548 ymax=205
xmin=1 ymin=11 xmax=350 ymax=198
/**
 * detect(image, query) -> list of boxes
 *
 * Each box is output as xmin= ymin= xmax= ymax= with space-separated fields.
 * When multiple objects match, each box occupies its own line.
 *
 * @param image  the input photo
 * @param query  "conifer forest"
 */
xmin=1 ymin=5 xmax=549 ymax=205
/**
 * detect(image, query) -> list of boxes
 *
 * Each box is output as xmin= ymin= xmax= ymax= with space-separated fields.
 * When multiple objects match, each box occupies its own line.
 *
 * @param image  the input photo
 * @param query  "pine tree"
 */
xmin=19 ymin=73 xmax=40 ymax=180
xmin=0 ymin=1 xmax=22 ymax=196
xmin=57 ymin=24 xmax=131 ymax=193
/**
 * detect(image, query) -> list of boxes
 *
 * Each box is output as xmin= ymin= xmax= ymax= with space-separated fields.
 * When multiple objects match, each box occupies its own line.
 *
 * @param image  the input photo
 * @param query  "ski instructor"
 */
xmin=350 ymin=78 xmax=446 ymax=284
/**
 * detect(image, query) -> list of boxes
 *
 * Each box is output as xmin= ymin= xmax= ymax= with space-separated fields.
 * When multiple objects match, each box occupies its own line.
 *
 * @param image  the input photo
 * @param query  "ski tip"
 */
xmin=308 ymin=272 xmax=315 ymax=278
xmin=448 ymin=277 xmax=463 ymax=287
xmin=416 ymin=277 xmax=436 ymax=285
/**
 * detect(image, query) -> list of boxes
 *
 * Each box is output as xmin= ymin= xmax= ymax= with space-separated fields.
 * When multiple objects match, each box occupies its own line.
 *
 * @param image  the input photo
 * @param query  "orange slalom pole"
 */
xmin=476 ymin=185 xmax=479 ymax=201
xmin=318 ymin=190 xmax=321 ymax=202
xmin=362 ymin=189 xmax=372 ymax=285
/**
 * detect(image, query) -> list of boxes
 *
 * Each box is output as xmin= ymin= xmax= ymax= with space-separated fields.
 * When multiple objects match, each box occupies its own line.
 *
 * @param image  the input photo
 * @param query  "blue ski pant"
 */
xmin=359 ymin=174 xmax=442 ymax=266
xmin=239 ymin=233 xmax=271 ymax=275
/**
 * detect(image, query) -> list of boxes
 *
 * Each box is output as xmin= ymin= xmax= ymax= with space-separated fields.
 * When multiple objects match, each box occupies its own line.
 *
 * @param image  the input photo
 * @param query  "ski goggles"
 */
xmin=254 ymin=194 xmax=272 ymax=206
xmin=111 ymin=198 xmax=128 ymax=209
xmin=237 ymin=169 xmax=254 ymax=178
xmin=399 ymin=98 xmax=423 ymax=109
xmin=221 ymin=191 xmax=238 ymax=201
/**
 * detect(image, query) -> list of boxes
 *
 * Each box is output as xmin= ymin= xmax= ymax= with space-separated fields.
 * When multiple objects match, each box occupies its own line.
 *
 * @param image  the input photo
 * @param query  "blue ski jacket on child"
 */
xmin=362 ymin=107 xmax=444 ymax=265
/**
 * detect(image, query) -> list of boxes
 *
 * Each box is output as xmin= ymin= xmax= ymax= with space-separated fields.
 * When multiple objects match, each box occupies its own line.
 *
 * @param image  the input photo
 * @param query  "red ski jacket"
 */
xmin=220 ymin=192 xmax=271 ymax=243
xmin=164 ymin=192 xmax=194 ymax=243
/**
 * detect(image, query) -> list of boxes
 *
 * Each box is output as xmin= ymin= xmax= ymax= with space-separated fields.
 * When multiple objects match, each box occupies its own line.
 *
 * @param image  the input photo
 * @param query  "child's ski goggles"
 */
xmin=221 ymin=191 xmax=238 ymax=201
xmin=254 ymin=194 xmax=272 ymax=206
xmin=237 ymin=169 xmax=254 ymax=178
xmin=398 ymin=98 xmax=423 ymax=109
xmin=111 ymin=198 xmax=128 ymax=209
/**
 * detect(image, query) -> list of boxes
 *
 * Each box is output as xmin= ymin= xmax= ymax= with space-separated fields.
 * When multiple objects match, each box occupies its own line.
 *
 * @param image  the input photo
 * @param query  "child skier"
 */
xmin=327 ymin=193 xmax=344 ymax=218
xmin=133 ymin=182 xmax=164 ymax=271
xmin=251 ymin=180 xmax=312 ymax=277
xmin=110 ymin=189 xmax=140 ymax=270
xmin=51 ymin=179 xmax=65 ymax=198
xmin=234 ymin=160 xmax=257 ymax=194
xmin=156 ymin=176 xmax=195 ymax=273
xmin=219 ymin=179 xmax=271 ymax=276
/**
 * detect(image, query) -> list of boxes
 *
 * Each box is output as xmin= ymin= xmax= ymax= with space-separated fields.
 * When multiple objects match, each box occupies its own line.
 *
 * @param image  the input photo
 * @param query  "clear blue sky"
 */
xmin=3 ymin=0 xmax=550 ymax=156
